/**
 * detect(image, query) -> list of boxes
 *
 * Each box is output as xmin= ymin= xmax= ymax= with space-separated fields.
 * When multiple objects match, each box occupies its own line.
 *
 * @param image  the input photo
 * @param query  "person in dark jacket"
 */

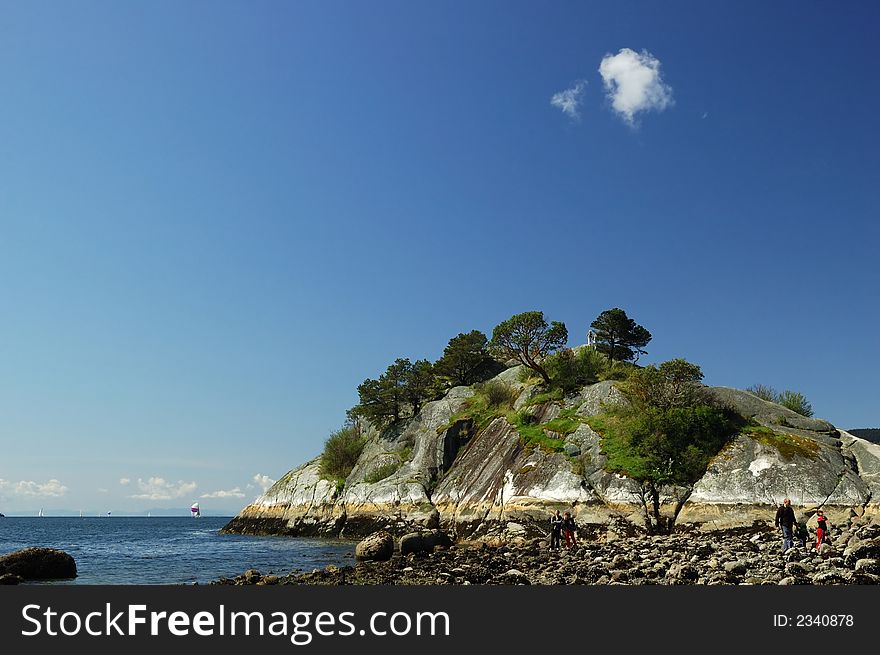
xmin=775 ymin=498 xmax=796 ymax=552
xmin=549 ymin=510 xmax=563 ymax=550
xmin=562 ymin=511 xmax=578 ymax=549
xmin=795 ymin=516 xmax=808 ymax=549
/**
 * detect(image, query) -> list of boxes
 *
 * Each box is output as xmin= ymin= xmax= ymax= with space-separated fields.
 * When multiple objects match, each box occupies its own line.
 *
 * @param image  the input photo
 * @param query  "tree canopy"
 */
xmin=434 ymin=330 xmax=499 ymax=387
xmin=593 ymin=358 xmax=737 ymax=533
xmin=354 ymin=357 xmax=437 ymax=428
xmin=590 ymin=308 xmax=652 ymax=365
xmin=489 ymin=311 xmax=568 ymax=385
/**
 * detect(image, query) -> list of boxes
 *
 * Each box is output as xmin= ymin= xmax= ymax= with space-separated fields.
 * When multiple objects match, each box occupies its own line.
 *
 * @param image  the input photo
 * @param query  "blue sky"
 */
xmin=1 ymin=1 xmax=877 ymax=514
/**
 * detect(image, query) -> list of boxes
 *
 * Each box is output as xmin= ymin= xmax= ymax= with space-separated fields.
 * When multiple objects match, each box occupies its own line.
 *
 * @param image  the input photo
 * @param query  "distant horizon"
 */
xmin=0 ymin=509 xmax=237 ymax=518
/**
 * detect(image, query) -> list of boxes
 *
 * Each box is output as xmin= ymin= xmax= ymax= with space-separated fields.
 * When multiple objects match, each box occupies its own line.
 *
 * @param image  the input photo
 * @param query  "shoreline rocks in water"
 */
xmin=0 ymin=548 xmax=77 ymax=584
xmin=214 ymin=516 xmax=880 ymax=586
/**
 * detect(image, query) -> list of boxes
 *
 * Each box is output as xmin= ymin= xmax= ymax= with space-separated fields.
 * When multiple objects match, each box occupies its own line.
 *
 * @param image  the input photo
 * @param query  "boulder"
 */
xmin=0 ymin=548 xmax=77 ymax=580
xmin=355 ymin=531 xmax=394 ymax=562
xmin=399 ymin=530 xmax=453 ymax=556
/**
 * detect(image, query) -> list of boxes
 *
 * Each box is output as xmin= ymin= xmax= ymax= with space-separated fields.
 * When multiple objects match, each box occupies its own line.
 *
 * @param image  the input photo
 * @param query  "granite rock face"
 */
xmin=221 ymin=459 xmax=342 ymax=537
xmin=223 ymin=367 xmax=880 ymax=539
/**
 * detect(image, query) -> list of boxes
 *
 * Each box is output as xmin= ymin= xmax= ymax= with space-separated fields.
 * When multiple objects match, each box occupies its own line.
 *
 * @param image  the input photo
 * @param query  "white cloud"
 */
xmin=253 ymin=474 xmax=275 ymax=493
xmin=550 ymin=80 xmax=587 ymax=120
xmin=0 ymin=478 xmax=68 ymax=497
xmin=598 ymin=48 xmax=673 ymax=125
xmin=130 ymin=477 xmax=197 ymax=501
xmin=119 ymin=478 xmax=131 ymax=486
xmin=200 ymin=487 xmax=245 ymax=499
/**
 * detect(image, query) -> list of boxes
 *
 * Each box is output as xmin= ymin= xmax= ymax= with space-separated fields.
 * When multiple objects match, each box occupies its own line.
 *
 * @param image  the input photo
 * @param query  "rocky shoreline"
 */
xmin=213 ymin=515 xmax=880 ymax=587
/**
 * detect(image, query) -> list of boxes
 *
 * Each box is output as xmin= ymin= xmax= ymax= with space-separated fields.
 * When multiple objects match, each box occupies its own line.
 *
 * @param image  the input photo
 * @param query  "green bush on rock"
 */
xmin=319 ymin=425 xmax=367 ymax=489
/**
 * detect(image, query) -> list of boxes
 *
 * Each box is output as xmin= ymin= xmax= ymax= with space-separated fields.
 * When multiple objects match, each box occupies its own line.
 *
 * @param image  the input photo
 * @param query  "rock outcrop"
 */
xmin=223 ymin=367 xmax=880 ymax=540
xmin=0 ymin=548 xmax=77 ymax=581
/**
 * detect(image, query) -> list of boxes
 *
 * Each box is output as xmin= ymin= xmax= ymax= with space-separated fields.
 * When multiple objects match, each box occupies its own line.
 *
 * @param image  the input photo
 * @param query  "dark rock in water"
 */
xmin=0 ymin=548 xmax=77 ymax=580
xmin=0 ymin=573 xmax=22 ymax=585
xmin=355 ymin=532 xmax=394 ymax=562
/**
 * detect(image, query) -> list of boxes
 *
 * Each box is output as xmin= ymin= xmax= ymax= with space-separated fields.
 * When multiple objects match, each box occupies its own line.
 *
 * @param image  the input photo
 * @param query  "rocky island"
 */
xmin=221 ymin=310 xmax=880 ymax=582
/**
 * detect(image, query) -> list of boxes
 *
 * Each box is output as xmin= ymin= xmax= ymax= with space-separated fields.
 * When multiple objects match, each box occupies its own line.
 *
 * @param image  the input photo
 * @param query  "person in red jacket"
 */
xmin=562 ymin=512 xmax=578 ymax=549
xmin=815 ymin=510 xmax=829 ymax=549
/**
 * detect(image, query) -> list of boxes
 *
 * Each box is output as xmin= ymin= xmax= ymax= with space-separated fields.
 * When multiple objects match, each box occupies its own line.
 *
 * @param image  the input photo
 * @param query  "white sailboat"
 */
xmin=190 ymin=502 xmax=201 ymax=518
xmin=38 ymin=508 xmax=44 ymax=518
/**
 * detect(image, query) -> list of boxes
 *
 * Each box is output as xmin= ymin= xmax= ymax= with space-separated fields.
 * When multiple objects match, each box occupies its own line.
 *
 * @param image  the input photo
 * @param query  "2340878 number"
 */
xmin=796 ymin=615 xmax=853 ymax=627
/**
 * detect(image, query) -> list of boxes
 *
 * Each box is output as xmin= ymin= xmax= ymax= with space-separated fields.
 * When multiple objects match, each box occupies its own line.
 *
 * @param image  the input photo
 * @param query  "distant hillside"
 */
xmin=849 ymin=429 xmax=880 ymax=444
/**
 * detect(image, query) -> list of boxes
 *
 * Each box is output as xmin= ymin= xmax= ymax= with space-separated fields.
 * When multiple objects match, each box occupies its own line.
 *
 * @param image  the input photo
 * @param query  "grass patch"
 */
xmin=526 ymin=387 xmax=564 ymax=406
xmin=585 ymin=413 xmax=649 ymax=479
xmin=742 ymin=424 xmax=822 ymax=460
xmin=508 ymin=409 xmax=567 ymax=453
xmin=543 ymin=406 xmax=584 ymax=436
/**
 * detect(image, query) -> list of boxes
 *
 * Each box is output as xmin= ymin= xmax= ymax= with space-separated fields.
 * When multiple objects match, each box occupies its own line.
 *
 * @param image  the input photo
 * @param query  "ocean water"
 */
xmin=0 ymin=517 xmax=355 ymax=585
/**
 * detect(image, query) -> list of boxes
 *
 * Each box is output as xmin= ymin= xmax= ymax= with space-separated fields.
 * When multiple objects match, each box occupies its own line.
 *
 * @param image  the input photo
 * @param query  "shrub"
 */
xmin=625 ymin=359 xmax=711 ymax=410
xmin=591 ymin=404 xmax=737 ymax=487
xmin=598 ymin=360 xmax=636 ymax=382
xmin=570 ymin=452 xmax=593 ymax=477
xmin=589 ymin=357 xmax=740 ymax=532
xmin=545 ymin=347 xmax=603 ymax=393
xmin=747 ymin=384 xmax=814 ymax=417
xmin=319 ymin=426 xmax=367 ymax=484
xmin=747 ymin=384 xmax=778 ymax=402
xmin=776 ymin=390 xmax=814 ymax=417
xmin=477 ymin=379 xmax=519 ymax=409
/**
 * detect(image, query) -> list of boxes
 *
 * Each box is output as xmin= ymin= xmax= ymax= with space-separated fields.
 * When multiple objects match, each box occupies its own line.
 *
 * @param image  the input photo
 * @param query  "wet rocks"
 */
xmin=0 ymin=548 xmax=77 ymax=581
xmin=217 ymin=515 xmax=880 ymax=587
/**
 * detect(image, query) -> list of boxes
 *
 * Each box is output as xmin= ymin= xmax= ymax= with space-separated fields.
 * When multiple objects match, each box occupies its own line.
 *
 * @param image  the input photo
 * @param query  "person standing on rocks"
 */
xmin=795 ymin=515 xmax=808 ymax=549
xmin=815 ymin=510 xmax=829 ymax=550
xmin=775 ymin=498 xmax=796 ymax=552
xmin=562 ymin=511 xmax=578 ymax=549
xmin=549 ymin=510 xmax=563 ymax=551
